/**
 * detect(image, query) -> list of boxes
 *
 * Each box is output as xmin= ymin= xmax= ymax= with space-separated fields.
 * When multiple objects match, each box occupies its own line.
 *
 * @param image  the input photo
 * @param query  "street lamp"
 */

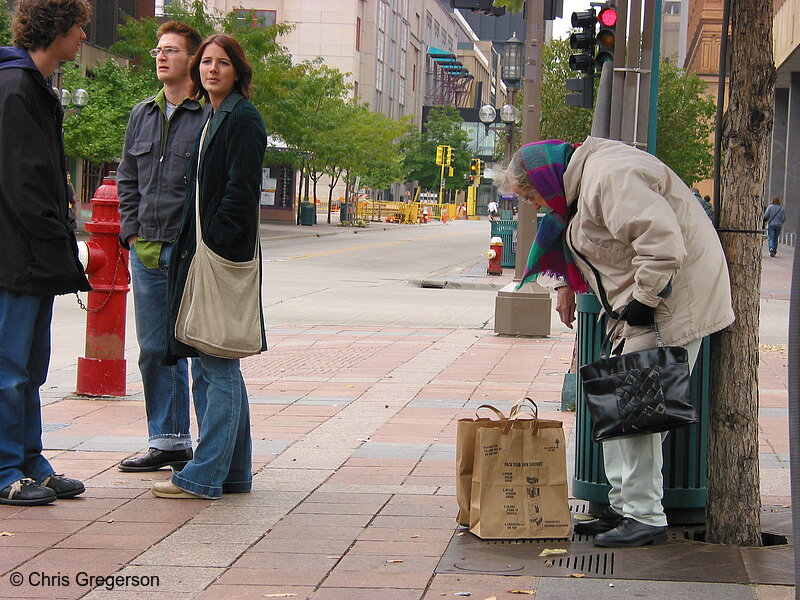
xmin=502 ymin=34 xmax=524 ymax=92
xmin=501 ymin=34 xmax=524 ymax=162
xmin=478 ymin=104 xmax=496 ymax=134
xmin=59 ymin=87 xmax=89 ymax=116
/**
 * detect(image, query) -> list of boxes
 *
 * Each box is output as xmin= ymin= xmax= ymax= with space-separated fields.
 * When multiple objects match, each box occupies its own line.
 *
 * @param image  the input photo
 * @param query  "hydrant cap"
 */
xmin=490 ymin=236 xmax=503 ymax=245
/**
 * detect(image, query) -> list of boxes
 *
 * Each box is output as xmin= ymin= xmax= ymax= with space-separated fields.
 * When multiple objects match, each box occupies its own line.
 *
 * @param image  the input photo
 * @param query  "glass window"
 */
xmin=232 ymin=9 xmax=277 ymax=28
xmin=356 ymin=17 xmax=361 ymax=51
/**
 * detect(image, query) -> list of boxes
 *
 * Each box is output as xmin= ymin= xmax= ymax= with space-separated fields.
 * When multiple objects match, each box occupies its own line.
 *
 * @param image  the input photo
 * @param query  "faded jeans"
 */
xmin=0 ymin=291 xmax=56 ymax=489
xmin=130 ymin=243 xmax=198 ymax=450
xmin=172 ymin=352 xmax=252 ymax=499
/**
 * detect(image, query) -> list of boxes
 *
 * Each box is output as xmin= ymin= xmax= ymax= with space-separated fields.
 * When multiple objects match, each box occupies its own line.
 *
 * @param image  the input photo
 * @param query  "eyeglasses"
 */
xmin=149 ymin=47 xmax=193 ymax=58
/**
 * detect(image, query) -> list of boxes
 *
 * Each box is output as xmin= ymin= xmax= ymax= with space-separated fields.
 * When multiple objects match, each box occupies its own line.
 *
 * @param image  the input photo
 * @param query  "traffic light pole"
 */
xmin=494 ymin=0 xmax=552 ymax=337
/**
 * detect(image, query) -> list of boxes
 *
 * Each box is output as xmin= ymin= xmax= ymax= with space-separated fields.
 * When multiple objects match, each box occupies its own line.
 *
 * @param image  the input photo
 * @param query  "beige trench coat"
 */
xmin=563 ymin=136 xmax=734 ymax=347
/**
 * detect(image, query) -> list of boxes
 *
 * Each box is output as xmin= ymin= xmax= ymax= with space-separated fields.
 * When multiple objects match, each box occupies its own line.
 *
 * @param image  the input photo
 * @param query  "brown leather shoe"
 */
xmin=118 ymin=448 xmax=192 ymax=472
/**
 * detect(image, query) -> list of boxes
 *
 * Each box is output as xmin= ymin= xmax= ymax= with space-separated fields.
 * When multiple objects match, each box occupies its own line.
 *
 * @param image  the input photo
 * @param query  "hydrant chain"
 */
xmin=74 ymin=250 xmax=128 ymax=313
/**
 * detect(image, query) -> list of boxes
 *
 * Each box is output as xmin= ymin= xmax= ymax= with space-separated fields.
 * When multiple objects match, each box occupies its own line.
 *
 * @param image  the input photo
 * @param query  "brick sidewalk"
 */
xmin=0 ymin=319 xmax=790 ymax=599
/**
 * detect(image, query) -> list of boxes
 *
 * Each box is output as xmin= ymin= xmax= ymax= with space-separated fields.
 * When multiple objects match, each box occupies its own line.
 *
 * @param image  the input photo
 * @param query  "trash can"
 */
xmin=500 ymin=209 xmax=513 ymax=220
xmin=572 ymin=292 xmax=711 ymax=524
xmin=489 ymin=219 xmax=517 ymax=268
xmin=300 ymin=200 xmax=315 ymax=226
xmin=340 ymin=200 xmax=349 ymax=223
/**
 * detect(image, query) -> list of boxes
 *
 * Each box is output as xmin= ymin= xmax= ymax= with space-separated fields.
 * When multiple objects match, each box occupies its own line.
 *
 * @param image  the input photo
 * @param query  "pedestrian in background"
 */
xmin=0 ymin=0 xmax=92 ymax=506
xmin=763 ymin=196 xmax=786 ymax=257
xmin=495 ymin=138 xmax=734 ymax=547
xmin=116 ymin=21 xmax=209 ymax=474
xmin=487 ymin=199 xmax=498 ymax=221
xmin=154 ymin=34 xmax=267 ymax=500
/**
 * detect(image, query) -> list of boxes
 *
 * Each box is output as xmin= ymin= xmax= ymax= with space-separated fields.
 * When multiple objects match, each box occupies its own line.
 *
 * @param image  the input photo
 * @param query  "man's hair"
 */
xmin=12 ymin=0 xmax=92 ymax=51
xmin=190 ymin=34 xmax=253 ymax=101
xmin=157 ymin=21 xmax=203 ymax=55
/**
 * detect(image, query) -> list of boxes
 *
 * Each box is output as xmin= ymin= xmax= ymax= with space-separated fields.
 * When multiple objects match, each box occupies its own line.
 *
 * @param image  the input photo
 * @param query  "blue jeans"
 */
xmin=131 ymin=243 xmax=196 ymax=450
xmin=0 ymin=291 xmax=56 ymax=489
xmin=768 ymin=225 xmax=781 ymax=253
xmin=172 ymin=353 xmax=252 ymax=499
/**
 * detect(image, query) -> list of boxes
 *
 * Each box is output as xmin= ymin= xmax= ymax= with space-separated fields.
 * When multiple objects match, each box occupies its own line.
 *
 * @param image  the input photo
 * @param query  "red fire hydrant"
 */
xmin=75 ymin=173 xmax=129 ymax=396
xmin=487 ymin=236 xmax=503 ymax=275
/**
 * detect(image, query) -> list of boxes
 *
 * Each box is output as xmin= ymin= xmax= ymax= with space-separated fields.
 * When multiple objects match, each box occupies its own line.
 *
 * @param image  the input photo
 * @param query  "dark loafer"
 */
xmin=0 ymin=478 xmax=56 ymax=506
xmin=39 ymin=474 xmax=85 ymax=499
xmin=118 ymin=448 xmax=193 ymax=472
xmin=574 ymin=505 xmax=623 ymax=536
xmin=594 ymin=517 xmax=668 ymax=547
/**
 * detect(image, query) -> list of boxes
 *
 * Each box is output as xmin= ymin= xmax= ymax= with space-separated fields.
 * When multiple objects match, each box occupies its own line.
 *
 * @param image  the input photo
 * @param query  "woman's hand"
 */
xmin=556 ymin=287 xmax=576 ymax=329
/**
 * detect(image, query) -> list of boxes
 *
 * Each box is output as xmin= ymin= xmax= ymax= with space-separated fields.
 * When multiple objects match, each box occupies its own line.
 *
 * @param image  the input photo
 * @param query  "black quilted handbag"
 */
xmin=579 ymin=307 xmax=697 ymax=443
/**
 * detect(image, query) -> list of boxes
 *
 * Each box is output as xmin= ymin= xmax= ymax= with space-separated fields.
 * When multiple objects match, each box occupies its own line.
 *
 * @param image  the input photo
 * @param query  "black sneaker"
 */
xmin=0 ymin=478 xmax=56 ymax=506
xmin=39 ymin=474 xmax=85 ymax=499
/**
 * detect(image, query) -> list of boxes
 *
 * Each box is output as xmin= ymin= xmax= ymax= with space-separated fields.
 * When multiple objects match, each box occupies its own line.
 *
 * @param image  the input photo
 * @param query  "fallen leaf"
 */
xmin=538 ymin=548 xmax=567 ymax=557
xmin=608 ymin=583 xmax=615 ymax=587
xmin=345 ymin=385 xmax=353 ymax=388
xmin=0 ymin=531 xmax=14 ymax=537
xmin=115 ymin=480 xmax=128 ymax=484
xmin=107 ymin=519 xmax=114 ymax=523
xmin=507 ymin=591 xmax=535 ymax=595
xmin=484 ymin=597 xmax=498 ymax=600
xmin=326 ymin=555 xmax=341 ymax=560
xmin=454 ymin=594 xmax=472 ymax=598
xmin=457 ymin=531 xmax=466 ymax=536
xmin=410 ymin=535 xmax=420 ymax=539
xmin=570 ymin=573 xmax=585 ymax=578
xmin=386 ymin=559 xmax=404 ymax=563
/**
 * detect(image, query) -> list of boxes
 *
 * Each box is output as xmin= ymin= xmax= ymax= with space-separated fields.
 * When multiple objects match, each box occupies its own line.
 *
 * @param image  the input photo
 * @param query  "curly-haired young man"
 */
xmin=0 ymin=0 xmax=92 ymax=506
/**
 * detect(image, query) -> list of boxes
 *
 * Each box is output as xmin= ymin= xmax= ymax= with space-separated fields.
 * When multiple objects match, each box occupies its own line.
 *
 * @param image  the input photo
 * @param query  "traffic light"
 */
xmin=595 ymin=3 xmax=616 ymax=66
xmin=568 ymin=9 xmax=597 ymax=74
xmin=469 ymin=158 xmax=479 ymax=184
xmin=436 ymin=145 xmax=444 ymax=166
xmin=566 ymin=7 xmax=597 ymax=109
xmin=445 ymin=146 xmax=453 ymax=167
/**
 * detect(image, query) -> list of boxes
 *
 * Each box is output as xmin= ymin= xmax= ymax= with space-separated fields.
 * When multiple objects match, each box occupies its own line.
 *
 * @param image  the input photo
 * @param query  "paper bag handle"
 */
xmin=475 ymin=404 xmax=505 ymax=420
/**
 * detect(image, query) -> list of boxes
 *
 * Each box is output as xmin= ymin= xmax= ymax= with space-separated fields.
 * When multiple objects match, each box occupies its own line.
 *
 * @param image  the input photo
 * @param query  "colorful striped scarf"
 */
xmin=515 ymin=140 xmax=589 ymax=293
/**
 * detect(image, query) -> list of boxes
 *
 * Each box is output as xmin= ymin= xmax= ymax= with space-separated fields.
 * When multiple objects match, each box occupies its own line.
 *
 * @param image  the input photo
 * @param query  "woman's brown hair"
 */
xmin=189 ymin=34 xmax=252 ymax=101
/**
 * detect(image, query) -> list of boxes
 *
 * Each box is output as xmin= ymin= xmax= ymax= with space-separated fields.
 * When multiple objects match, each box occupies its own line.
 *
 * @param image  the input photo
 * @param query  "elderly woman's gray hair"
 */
xmin=492 ymin=151 xmax=534 ymax=196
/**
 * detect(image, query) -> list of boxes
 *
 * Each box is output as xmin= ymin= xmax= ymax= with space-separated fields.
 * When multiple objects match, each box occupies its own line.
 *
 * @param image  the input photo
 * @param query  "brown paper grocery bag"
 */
xmin=455 ymin=399 xmax=538 ymax=527
xmin=469 ymin=413 xmax=572 ymax=539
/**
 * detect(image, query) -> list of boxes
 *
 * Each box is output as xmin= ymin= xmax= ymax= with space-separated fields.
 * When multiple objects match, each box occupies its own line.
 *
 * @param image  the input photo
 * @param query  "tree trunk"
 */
xmin=706 ymin=0 xmax=775 ymax=546
xmin=296 ymin=165 xmax=305 ymax=225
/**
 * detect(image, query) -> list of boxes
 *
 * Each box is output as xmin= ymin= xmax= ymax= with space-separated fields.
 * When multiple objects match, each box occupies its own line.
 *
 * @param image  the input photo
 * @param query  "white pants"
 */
xmin=602 ymin=335 xmax=703 ymax=527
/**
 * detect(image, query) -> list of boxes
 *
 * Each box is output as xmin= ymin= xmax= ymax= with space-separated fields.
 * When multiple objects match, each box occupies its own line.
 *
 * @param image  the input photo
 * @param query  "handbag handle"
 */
xmin=599 ymin=306 xmax=666 ymax=359
xmin=193 ymin=116 xmax=260 ymax=261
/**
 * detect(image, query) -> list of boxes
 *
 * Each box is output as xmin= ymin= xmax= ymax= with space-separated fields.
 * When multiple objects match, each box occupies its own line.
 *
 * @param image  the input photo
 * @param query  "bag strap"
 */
xmin=569 ymin=246 xmax=620 ymax=320
xmin=193 ymin=115 xmax=260 ymax=260
xmin=767 ymin=206 xmax=784 ymax=225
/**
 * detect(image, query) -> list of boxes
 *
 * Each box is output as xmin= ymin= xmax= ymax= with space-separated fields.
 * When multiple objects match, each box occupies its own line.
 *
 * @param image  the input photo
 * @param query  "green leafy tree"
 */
xmin=0 ymin=3 xmax=11 ymax=46
xmin=540 ymin=37 xmax=594 ymax=144
xmin=61 ymin=61 xmax=154 ymax=162
xmin=655 ymin=61 xmax=715 ymax=185
xmin=402 ymin=105 xmax=471 ymax=191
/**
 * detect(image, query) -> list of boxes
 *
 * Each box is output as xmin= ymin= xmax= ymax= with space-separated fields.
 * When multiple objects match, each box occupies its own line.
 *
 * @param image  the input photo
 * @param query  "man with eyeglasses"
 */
xmin=117 ymin=21 xmax=209 ymax=472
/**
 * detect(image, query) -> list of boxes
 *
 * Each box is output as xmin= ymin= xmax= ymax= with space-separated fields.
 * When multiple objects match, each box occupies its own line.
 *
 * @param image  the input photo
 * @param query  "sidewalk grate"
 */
xmin=437 ymin=503 xmax=793 ymax=585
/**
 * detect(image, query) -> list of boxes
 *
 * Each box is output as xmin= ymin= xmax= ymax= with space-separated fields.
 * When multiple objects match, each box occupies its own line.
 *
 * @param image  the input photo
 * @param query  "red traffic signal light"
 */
xmin=596 ymin=4 xmax=616 ymax=66
xmin=598 ymin=6 xmax=616 ymax=26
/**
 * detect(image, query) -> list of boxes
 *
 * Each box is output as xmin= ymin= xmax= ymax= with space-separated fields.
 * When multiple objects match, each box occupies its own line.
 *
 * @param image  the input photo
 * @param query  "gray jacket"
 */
xmin=117 ymin=93 xmax=209 ymax=246
xmin=763 ymin=204 xmax=785 ymax=227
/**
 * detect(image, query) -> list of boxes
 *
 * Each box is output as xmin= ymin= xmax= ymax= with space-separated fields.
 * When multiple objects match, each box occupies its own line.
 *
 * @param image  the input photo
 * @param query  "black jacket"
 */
xmin=0 ymin=47 xmax=90 ymax=296
xmin=164 ymin=93 xmax=267 ymax=364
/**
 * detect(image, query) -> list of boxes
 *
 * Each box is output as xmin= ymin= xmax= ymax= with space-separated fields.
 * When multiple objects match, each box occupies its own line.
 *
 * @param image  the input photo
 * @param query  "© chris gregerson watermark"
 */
xmin=7 ymin=571 xmax=160 ymax=591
